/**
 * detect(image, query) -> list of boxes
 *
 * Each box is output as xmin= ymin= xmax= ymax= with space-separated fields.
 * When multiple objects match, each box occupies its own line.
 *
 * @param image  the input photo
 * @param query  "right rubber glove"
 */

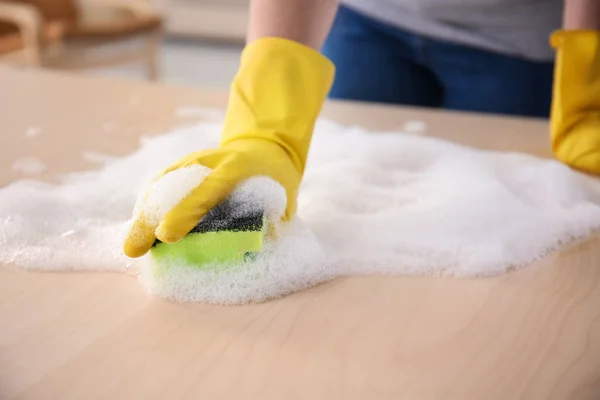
xmin=550 ymin=30 xmax=600 ymax=174
xmin=123 ymin=37 xmax=335 ymax=258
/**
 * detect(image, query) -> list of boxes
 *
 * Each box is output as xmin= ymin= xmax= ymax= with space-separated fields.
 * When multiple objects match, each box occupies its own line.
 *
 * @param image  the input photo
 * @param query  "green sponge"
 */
xmin=150 ymin=199 xmax=266 ymax=269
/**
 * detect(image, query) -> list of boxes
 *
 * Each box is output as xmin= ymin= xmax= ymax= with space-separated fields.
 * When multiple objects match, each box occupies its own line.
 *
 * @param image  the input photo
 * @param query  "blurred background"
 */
xmin=0 ymin=0 xmax=247 ymax=87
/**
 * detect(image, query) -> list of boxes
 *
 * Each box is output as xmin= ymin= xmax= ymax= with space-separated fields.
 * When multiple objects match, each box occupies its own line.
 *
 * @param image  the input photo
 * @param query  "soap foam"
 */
xmin=140 ymin=219 xmax=332 ymax=305
xmin=401 ymin=120 xmax=427 ymax=135
xmin=25 ymin=126 xmax=42 ymax=138
xmin=2 ymin=114 xmax=600 ymax=304
xmin=11 ymin=157 xmax=48 ymax=175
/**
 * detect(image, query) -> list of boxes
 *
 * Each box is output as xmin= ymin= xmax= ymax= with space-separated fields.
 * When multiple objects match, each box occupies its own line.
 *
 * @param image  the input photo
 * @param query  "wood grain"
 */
xmin=1 ymin=68 xmax=599 ymax=400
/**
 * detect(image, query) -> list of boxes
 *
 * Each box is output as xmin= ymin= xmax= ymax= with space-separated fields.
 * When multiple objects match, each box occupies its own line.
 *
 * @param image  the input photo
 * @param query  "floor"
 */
xmin=84 ymin=37 xmax=243 ymax=89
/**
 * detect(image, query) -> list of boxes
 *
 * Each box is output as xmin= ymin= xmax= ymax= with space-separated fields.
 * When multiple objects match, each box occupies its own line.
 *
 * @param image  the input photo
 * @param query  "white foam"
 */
xmin=11 ymin=157 xmax=47 ymax=174
xmin=82 ymin=151 xmax=119 ymax=164
xmin=226 ymin=177 xmax=287 ymax=220
xmin=129 ymin=164 xmax=286 ymax=230
xmin=103 ymin=122 xmax=118 ymax=133
xmin=134 ymin=164 xmax=212 ymax=226
xmin=2 ymin=115 xmax=600 ymax=304
xmin=402 ymin=120 xmax=427 ymax=135
xmin=140 ymin=220 xmax=332 ymax=305
xmin=25 ymin=126 xmax=42 ymax=138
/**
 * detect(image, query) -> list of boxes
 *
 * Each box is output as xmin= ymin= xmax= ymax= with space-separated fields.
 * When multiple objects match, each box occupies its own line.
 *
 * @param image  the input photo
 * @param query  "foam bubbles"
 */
xmin=134 ymin=164 xmax=212 ymax=226
xmin=82 ymin=151 xmax=119 ymax=164
xmin=2 ymin=115 xmax=600 ymax=304
xmin=25 ymin=126 xmax=43 ymax=138
xmin=103 ymin=122 xmax=118 ymax=133
xmin=11 ymin=157 xmax=48 ymax=174
xmin=402 ymin=120 xmax=427 ymax=135
xmin=140 ymin=220 xmax=332 ymax=305
xmin=226 ymin=176 xmax=287 ymax=220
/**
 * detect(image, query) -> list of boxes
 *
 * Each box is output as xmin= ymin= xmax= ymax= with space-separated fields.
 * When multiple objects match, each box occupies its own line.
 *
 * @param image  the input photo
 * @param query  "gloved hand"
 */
xmin=550 ymin=30 xmax=600 ymax=174
xmin=123 ymin=37 xmax=335 ymax=258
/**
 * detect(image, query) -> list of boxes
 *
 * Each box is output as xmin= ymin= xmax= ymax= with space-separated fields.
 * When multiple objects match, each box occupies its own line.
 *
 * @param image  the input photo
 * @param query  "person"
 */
xmin=323 ymin=1 xmax=560 ymax=118
xmin=123 ymin=0 xmax=600 ymax=259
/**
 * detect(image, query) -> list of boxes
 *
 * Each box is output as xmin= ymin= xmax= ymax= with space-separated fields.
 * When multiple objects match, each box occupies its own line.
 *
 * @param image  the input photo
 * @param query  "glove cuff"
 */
xmin=220 ymin=37 xmax=336 ymax=174
xmin=550 ymin=29 xmax=600 ymax=47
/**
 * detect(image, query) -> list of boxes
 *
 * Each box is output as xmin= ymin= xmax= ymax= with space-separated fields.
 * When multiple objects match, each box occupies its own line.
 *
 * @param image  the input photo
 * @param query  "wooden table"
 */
xmin=1 ymin=67 xmax=599 ymax=400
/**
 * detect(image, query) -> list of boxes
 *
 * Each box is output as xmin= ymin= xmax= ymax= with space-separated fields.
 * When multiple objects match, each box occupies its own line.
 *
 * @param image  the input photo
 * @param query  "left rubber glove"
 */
xmin=550 ymin=30 xmax=600 ymax=174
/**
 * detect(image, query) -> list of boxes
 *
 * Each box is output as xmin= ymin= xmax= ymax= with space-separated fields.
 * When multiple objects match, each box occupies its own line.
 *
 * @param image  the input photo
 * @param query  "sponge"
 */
xmin=150 ymin=198 xmax=266 ymax=269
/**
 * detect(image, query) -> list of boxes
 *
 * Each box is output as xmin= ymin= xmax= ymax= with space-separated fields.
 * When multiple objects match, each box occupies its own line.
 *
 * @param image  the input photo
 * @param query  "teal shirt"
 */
xmin=340 ymin=0 xmax=562 ymax=61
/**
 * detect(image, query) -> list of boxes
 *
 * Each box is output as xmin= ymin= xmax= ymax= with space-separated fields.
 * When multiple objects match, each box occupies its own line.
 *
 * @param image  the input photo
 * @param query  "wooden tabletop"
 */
xmin=1 ymin=67 xmax=599 ymax=400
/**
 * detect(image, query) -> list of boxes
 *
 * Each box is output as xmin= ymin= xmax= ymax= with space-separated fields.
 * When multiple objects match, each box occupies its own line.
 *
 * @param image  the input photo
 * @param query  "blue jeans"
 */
xmin=322 ymin=6 xmax=555 ymax=118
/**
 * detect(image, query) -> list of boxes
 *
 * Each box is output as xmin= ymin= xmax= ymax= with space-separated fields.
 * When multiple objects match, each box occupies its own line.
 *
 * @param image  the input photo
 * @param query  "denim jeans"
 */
xmin=322 ymin=5 xmax=555 ymax=118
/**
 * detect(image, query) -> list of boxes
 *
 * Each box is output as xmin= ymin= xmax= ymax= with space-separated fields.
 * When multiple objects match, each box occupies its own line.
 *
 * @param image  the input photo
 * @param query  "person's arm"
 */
xmin=563 ymin=0 xmax=600 ymax=30
xmin=124 ymin=0 xmax=338 ymax=256
xmin=247 ymin=0 xmax=339 ymax=50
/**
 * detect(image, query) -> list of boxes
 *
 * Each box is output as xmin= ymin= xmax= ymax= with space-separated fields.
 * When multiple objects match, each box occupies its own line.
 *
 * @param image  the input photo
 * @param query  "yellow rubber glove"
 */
xmin=550 ymin=30 xmax=600 ymax=174
xmin=123 ymin=37 xmax=335 ymax=258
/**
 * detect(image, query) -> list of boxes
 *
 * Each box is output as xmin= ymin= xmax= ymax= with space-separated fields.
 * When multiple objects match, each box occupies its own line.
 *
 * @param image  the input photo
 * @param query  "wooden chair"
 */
xmin=0 ymin=0 xmax=163 ymax=80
